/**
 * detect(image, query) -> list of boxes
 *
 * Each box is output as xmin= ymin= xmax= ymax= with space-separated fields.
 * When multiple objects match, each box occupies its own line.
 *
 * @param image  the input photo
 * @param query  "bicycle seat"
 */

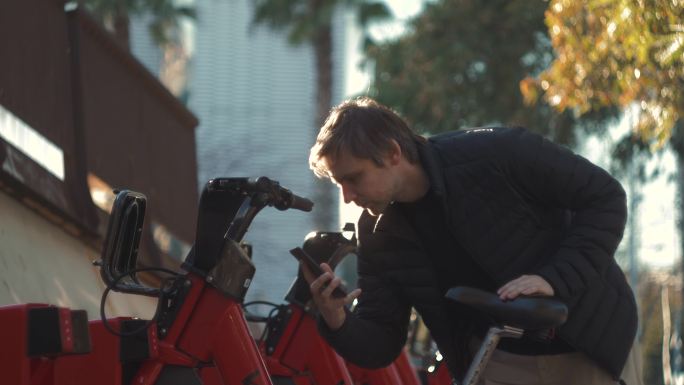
xmin=445 ymin=287 xmax=567 ymax=330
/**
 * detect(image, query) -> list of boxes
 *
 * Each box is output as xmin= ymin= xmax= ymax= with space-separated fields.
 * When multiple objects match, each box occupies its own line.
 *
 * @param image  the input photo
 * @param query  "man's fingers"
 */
xmin=521 ymin=286 xmax=541 ymax=295
xmin=320 ymin=263 xmax=334 ymax=274
xmin=497 ymin=275 xmax=554 ymax=300
xmin=306 ymin=262 xmax=359 ymax=308
xmin=309 ymin=268 xmax=347 ymax=300
xmin=321 ymin=276 xmax=343 ymax=297
xmin=301 ymin=262 xmax=352 ymax=331
xmin=497 ymin=275 xmax=529 ymax=301
xmin=345 ymin=288 xmax=362 ymax=304
xmin=497 ymin=277 xmax=524 ymax=299
xmin=310 ymin=271 xmax=332 ymax=293
xmin=300 ymin=261 xmax=332 ymax=285
xmin=499 ymin=286 xmax=521 ymax=300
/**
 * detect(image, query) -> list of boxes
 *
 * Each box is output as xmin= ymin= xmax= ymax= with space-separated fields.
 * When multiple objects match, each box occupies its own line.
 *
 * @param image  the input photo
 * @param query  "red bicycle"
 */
xmin=246 ymin=228 xmax=422 ymax=385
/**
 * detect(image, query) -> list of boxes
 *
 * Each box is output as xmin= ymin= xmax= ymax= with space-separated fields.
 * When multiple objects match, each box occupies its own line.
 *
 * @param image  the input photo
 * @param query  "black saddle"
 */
xmin=445 ymin=287 xmax=568 ymax=330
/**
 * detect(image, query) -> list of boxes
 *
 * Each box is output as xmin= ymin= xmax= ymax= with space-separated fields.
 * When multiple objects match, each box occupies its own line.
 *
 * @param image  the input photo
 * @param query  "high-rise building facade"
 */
xmin=187 ymin=1 xmax=347 ymax=303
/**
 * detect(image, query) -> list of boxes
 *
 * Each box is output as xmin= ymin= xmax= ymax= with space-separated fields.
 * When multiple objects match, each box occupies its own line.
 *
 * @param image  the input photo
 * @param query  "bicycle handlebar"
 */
xmin=253 ymin=176 xmax=313 ymax=212
xmin=207 ymin=176 xmax=313 ymax=212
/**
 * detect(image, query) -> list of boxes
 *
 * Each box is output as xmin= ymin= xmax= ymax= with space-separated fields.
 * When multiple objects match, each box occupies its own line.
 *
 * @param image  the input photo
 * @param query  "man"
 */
xmin=302 ymin=97 xmax=637 ymax=384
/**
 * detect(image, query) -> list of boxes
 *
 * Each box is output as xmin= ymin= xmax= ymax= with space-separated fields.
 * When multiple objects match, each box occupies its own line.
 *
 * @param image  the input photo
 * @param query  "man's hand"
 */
xmin=300 ymin=262 xmax=361 ymax=330
xmin=497 ymin=274 xmax=554 ymax=301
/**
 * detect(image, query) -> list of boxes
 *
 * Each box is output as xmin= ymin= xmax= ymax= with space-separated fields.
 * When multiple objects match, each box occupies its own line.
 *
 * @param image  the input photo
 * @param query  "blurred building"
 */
xmin=0 ymin=0 xmax=199 ymax=318
xmin=126 ymin=0 xmax=354 ymax=303
xmin=184 ymin=1 xmax=347 ymax=303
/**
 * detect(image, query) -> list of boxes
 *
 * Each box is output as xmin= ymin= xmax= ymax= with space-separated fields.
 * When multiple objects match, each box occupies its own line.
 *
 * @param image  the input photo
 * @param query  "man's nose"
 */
xmin=341 ymin=184 xmax=356 ymax=204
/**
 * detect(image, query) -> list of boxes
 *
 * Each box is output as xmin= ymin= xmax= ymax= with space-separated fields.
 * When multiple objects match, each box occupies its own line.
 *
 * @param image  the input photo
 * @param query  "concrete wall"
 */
xmin=0 ymin=191 xmax=155 ymax=320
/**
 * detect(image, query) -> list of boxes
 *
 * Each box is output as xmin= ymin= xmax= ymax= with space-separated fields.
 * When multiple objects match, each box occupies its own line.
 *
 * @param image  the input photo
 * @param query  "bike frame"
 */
xmin=259 ymin=303 xmax=353 ymax=384
xmin=254 ymin=231 xmax=423 ymax=385
xmin=258 ymin=299 xmax=423 ymax=385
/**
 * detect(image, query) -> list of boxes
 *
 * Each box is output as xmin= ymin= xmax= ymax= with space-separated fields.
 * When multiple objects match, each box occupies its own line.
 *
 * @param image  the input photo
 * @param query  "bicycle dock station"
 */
xmin=0 ymin=177 xmax=568 ymax=385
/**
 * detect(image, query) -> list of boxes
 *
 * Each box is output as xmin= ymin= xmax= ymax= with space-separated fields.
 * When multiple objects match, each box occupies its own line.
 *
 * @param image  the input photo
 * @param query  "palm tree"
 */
xmin=252 ymin=0 xmax=391 ymax=230
xmin=82 ymin=0 xmax=195 ymax=51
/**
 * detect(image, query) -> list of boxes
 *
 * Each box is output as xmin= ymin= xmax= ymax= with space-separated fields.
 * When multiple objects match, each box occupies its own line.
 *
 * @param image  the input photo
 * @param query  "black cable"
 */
xmin=256 ymin=304 xmax=289 ymax=345
xmin=243 ymin=300 xmax=280 ymax=322
xmin=243 ymin=300 xmax=279 ymax=310
xmin=266 ymin=304 xmax=282 ymax=320
xmin=243 ymin=300 xmax=279 ymax=307
xmin=243 ymin=300 xmax=288 ymax=345
xmin=99 ymin=267 xmax=180 ymax=337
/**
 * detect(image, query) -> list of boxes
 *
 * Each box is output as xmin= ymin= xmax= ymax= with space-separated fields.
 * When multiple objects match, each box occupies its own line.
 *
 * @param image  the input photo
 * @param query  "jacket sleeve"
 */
xmin=317 ymin=213 xmax=413 ymax=368
xmin=499 ymin=127 xmax=627 ymax=307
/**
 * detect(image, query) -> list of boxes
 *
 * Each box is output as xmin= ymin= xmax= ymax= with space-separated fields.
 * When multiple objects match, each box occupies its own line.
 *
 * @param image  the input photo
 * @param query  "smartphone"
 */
xmin=290 ymin=247 xmax=347 ymax=298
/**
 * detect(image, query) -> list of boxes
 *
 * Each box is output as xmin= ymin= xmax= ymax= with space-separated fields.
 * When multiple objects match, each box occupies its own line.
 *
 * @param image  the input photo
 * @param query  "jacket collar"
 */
xmin=416 ymin=137 xmax=449 ymax=213
xmin=365 ymin=205 xmax=417 ymax=240
xmin=366 ymin=137 xmax=450 ymax=237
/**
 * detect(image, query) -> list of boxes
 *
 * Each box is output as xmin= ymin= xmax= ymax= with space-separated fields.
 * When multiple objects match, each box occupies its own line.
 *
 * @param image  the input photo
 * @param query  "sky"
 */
xmin=343 ymin=0 xmax=427 ymax=99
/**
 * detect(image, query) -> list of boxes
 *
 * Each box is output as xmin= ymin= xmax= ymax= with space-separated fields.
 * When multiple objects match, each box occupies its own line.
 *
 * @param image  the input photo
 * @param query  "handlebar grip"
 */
xmin=255 ymin=176 xmax=313 ymax=212
xmin=273 ymin=190 xmax=313 ymax=212
xmin=289 ymin=194 xmax=314 ymax=212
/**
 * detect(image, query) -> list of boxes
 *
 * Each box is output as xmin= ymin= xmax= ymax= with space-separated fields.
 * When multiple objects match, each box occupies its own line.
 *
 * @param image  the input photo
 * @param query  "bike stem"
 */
xmin=461 ymin=325 xmax=524 ymax=385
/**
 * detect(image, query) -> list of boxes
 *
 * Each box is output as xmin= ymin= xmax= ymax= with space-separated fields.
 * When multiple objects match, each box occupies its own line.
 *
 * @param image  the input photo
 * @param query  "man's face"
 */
xmin=322 ymin=150 xmax=396 ymax=216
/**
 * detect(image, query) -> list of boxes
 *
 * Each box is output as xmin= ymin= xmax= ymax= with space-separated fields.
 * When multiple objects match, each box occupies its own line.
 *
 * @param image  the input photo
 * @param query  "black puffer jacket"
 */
xmin=319 ymin=127 xmax=637 ymax=380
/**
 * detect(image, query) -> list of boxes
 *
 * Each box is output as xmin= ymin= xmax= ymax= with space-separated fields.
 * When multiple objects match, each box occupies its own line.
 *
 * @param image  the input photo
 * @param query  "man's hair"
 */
xmin=309 ymin=97 xmax=420 ymax=178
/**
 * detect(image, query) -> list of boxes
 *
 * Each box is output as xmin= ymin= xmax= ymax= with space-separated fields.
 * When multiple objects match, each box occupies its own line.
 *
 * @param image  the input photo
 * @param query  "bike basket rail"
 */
xmin=98 ymin=189 xmax=156 ymax=296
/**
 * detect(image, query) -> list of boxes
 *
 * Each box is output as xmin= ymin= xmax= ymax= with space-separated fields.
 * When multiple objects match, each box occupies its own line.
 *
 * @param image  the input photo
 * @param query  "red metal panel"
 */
xmin=199 ymin=365 xmax=227 ymax=385
xmin=128 ymin=360 xmax=164 ymax=385
xmin=159 ymin=274 xmax=206 ymax=345
xmin=53 ymin=319 xmax=125 ymax=385
xmin=178 ymin=286 xmax=273 ymax=385
xmin=393 ymin=348 xmax=422 ymax=385
xmin=264 ymin=305 xmax=304 ymax=359
xmin=347 ymin=360 xmax=404 ymax=385
xmin=30 ymin=358 xmax=55 ymax=385
xmin=57 ymin=308 xmax=74 ymax=353
xmin=212 ymin=304 xmax=272 ymax=385
xmin=0 ymin=304 xmax=49 ymax=385
xmin=279 ymin=312 xmax=353 ymax=385
xmin=427 ymin=361 xmax=452 ymax=385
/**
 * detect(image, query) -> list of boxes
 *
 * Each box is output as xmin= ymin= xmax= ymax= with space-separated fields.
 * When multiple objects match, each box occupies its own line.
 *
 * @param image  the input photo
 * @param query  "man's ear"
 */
xmin=387 ymin=139 xmax=402 ymax=166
